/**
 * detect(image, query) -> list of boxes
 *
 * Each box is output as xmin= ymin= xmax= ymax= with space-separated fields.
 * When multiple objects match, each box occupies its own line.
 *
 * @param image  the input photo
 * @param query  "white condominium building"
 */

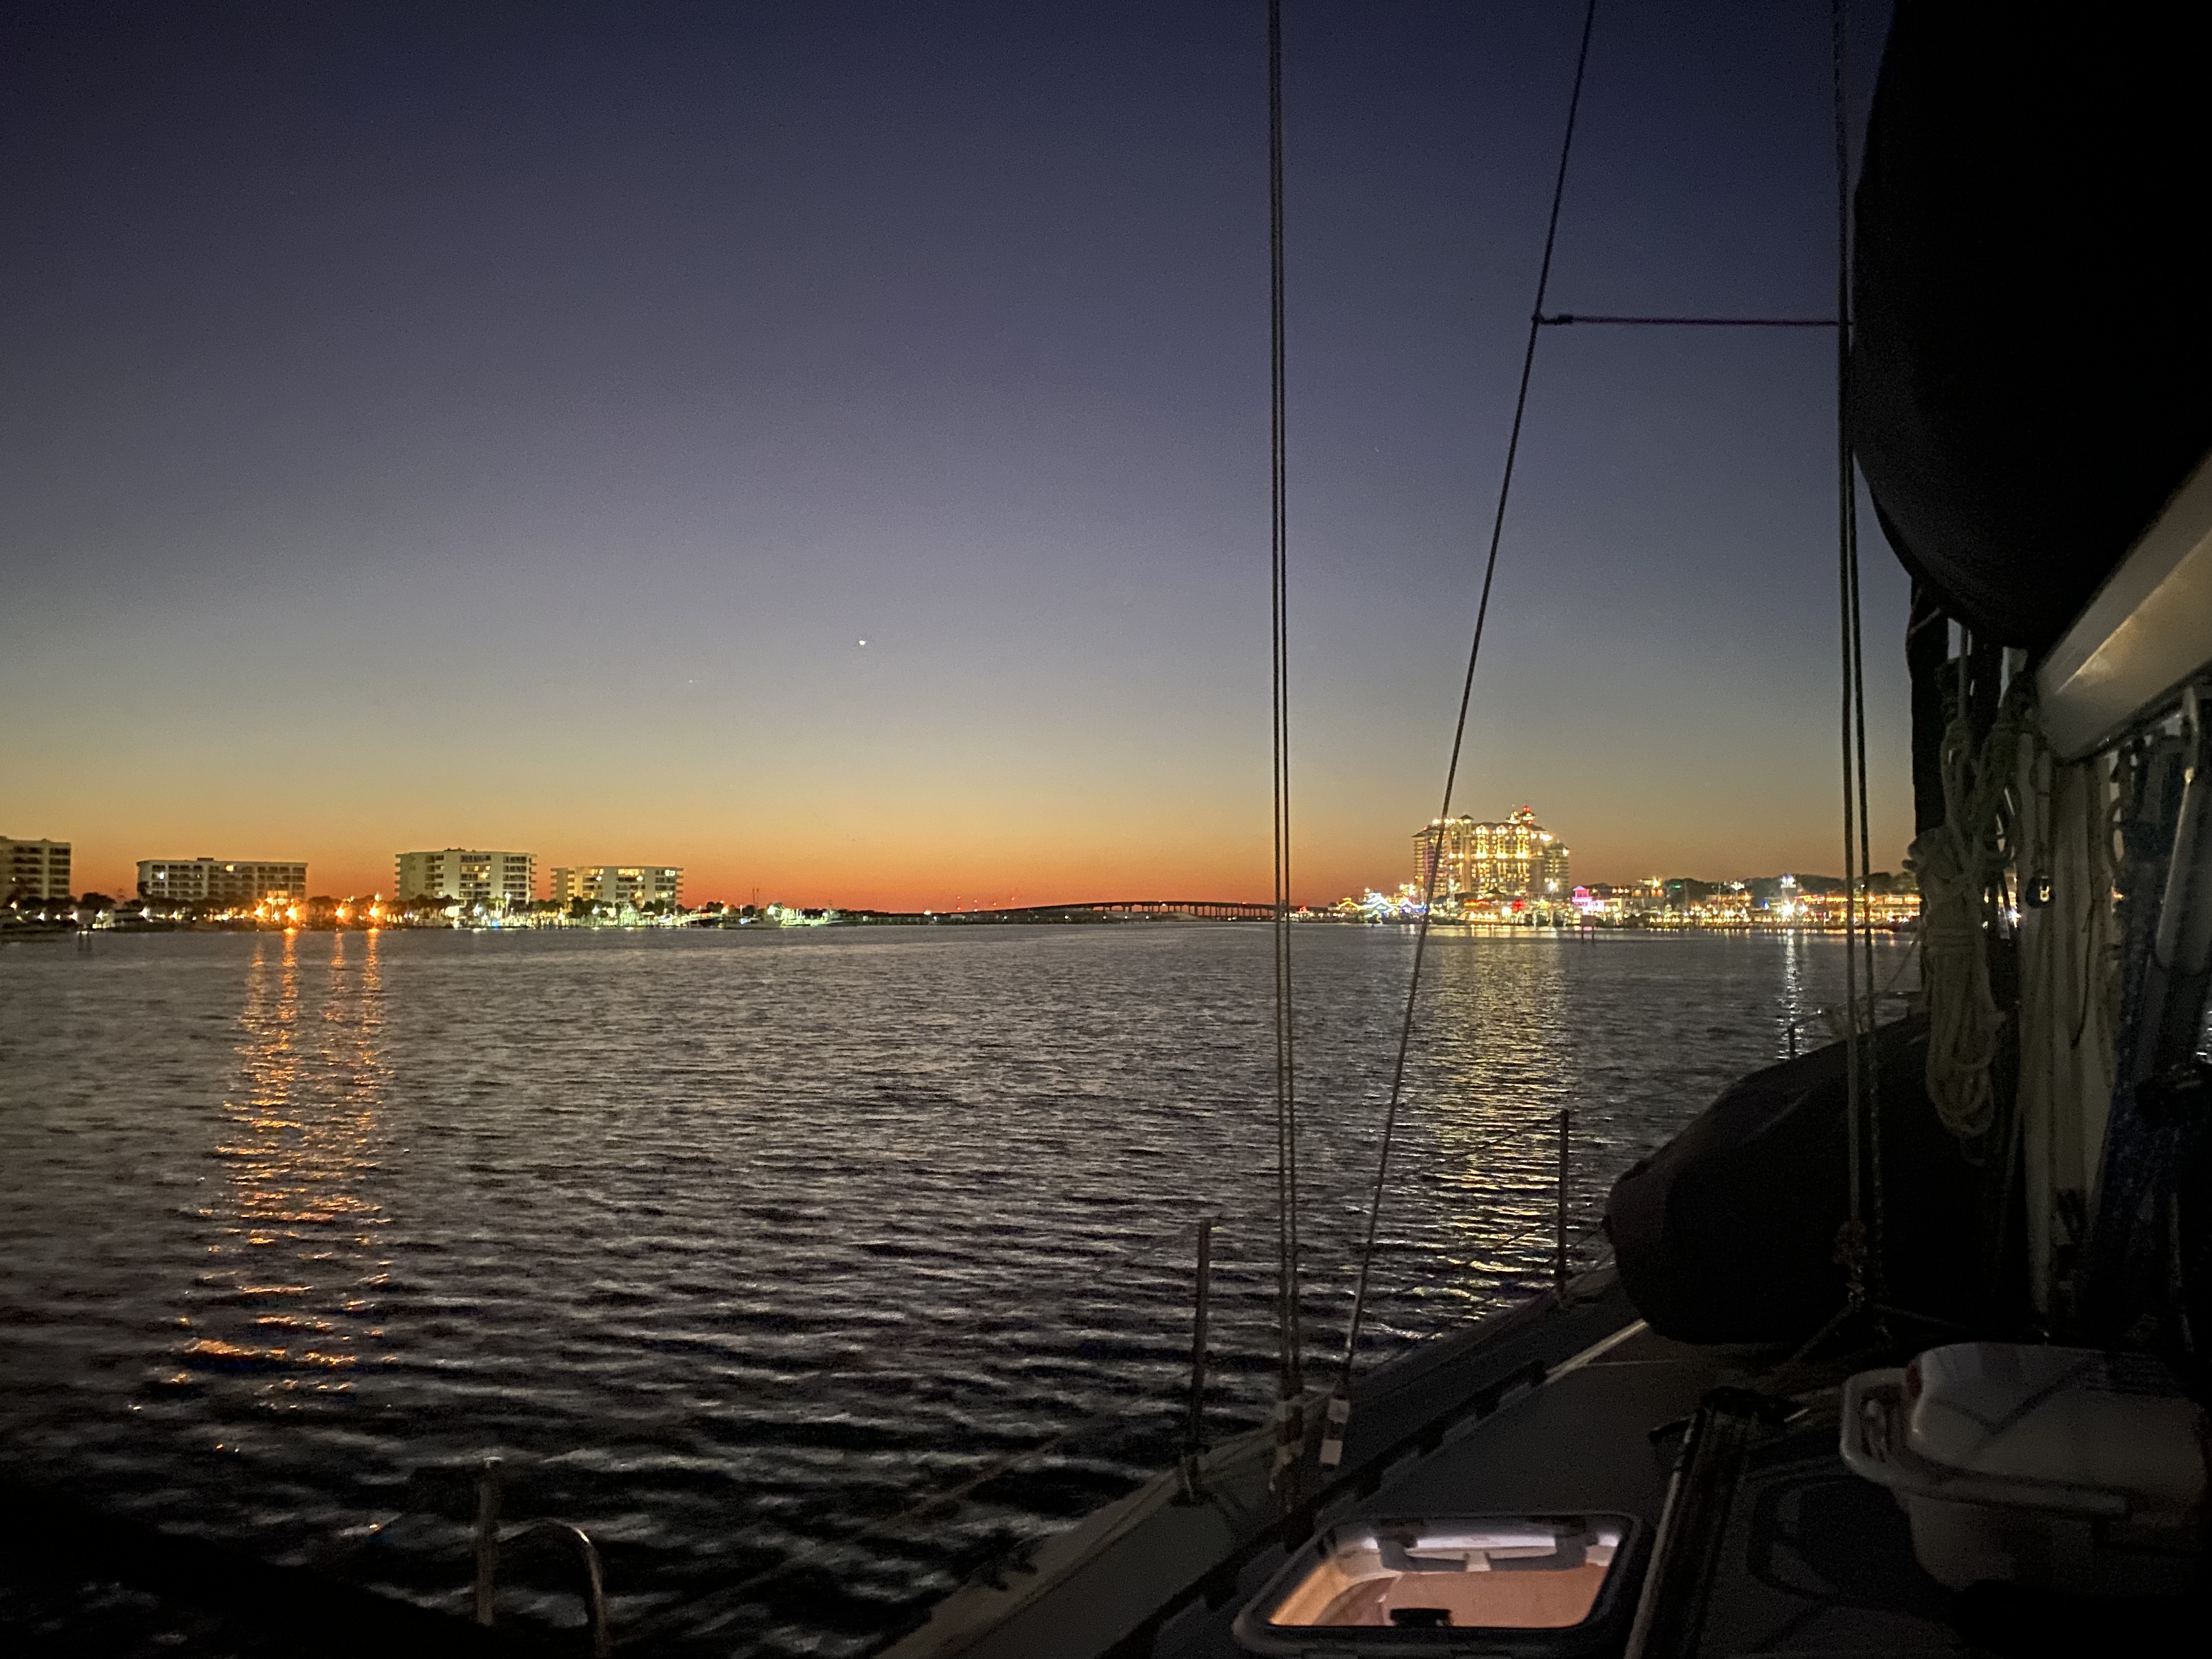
xmin=550 ymin=865 xmax=684 ymax=909
xmin=137 ymin=858 xmax=308 ymax=905
xmin=396 ymin=848 xmax=535 ymax=907
xmin=3 ymin=837 xmax=72 ymax=900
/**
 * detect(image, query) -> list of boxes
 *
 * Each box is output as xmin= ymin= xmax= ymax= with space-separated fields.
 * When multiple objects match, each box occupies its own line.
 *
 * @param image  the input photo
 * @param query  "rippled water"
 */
xmin=0 ymin=923 xmax=1906 ymax=1654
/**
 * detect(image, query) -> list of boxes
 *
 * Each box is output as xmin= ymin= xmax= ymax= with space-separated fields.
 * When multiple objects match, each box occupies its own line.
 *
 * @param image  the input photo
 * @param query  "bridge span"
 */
xmin=881 ymin=899 xmax=1278 ymax=923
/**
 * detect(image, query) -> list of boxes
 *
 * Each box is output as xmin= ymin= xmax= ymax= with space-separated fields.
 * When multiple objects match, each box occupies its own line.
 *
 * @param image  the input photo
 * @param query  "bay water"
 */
xmin=0 ymin=923 xmax=1904 ymax=1654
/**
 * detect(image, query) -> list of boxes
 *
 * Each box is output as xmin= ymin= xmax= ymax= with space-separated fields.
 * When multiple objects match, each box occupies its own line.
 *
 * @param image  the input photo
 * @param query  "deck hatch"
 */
xmin=1233 ymin=1513 xmax=1643 ymax=1653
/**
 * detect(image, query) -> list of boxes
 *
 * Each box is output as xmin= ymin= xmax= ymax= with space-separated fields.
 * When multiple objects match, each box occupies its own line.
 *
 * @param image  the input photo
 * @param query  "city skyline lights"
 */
xmin=3 ymin=3 xmax=1911 ymax=911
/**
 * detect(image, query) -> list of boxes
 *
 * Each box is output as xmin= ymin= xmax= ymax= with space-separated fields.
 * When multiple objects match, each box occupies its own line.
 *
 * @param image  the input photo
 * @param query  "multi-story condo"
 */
xmin=1541 ymin=841 xmax=1572 ymax=896
xmin=1412 ymin=806 xmax=1570 ymax=900
xmin=550 ymin=865 xmax=684 ymax=909
xmin=396 ymin=848 xmax=535 ymax=907
xmin=137 ymin=858 xmax=308 ymax=906
xmin=2 ymin=837 xmax=72 ymax=900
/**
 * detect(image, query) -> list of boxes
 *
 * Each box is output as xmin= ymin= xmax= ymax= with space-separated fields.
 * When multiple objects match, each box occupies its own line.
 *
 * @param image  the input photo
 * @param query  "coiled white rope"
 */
xmin=1908 ymin=684 xmax=2031 ymax=1138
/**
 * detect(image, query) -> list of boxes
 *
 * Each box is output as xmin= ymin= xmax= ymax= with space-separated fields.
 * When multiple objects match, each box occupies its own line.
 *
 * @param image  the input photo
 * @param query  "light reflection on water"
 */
xmin=184 ymin=931 xmax=391 ymax=1392
xmin=0 ymin=923 xmax=1906 ymax=1654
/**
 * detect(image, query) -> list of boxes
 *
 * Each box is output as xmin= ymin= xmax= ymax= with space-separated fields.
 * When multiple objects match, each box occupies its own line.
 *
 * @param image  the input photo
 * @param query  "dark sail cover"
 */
xmin=1851 ymin=2 xmax=2212 ymax=654
xmin=1606 ymin=1018 xmax=1993 ymax=1344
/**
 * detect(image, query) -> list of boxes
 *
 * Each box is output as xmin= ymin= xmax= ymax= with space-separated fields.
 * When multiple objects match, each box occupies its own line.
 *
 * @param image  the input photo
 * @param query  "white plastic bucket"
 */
xmin=1839 ymin=1344 xmax=2206 ymax=1595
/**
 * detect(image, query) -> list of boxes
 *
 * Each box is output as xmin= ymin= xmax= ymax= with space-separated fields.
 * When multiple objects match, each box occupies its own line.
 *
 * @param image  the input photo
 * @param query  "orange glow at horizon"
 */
xmin=48 ymin=789 xmax=1912 ymax=915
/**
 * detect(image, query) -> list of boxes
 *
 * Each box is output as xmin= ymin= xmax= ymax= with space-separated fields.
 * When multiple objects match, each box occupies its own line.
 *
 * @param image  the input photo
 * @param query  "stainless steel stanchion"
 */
xmin=1178 ymin=1217 xmax=1216 ymax=1499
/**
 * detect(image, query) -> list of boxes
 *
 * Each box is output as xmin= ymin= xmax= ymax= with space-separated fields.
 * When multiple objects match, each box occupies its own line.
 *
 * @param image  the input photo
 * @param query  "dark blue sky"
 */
xmin=3 ymin=1 xmax=1904 ymax=903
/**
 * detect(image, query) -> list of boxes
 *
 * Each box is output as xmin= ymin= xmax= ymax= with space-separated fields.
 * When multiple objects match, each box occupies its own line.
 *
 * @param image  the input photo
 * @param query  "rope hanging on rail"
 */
xmin=1319 ymin=0 xmax=1602 ymax=1472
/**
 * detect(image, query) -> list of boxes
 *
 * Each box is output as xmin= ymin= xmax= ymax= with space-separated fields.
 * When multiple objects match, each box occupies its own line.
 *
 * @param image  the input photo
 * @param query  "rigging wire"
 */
xmin=1830 ymin=0 xmax=1878 ymax=1311
xmin=1536 ymin=313 xmax=1837 ymax=329
xmin=1839 ymin=3 xmax=1882 ymax=1304
xmin=1318 ymin=0 xmax=1603 ymax=1471
xmin=1266 ymin=0 xmax=1306 ymax=1480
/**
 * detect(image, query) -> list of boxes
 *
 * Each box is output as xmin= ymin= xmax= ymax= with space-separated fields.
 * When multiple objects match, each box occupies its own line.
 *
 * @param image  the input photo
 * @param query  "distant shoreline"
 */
xmin=4 ymin=913 xmax=1920 ymax=939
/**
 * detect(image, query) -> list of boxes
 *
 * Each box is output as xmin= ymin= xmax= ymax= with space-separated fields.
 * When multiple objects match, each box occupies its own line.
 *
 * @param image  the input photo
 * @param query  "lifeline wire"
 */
xmin=1536 ymin=313 xmax=1837 ymax=329
xmin=1320 ymin=0 xmax=1602 ymax=1469
xmin=1266 ymin=0 xmax=1305 ymax=1437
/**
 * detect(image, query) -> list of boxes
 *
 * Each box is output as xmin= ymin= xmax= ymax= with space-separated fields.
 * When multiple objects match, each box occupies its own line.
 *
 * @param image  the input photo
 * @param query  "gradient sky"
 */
xmin=3 ymin=0 xmax=1907 ymax=908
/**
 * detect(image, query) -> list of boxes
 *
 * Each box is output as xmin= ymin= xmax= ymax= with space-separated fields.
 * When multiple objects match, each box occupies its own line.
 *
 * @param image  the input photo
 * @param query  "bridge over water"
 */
xmin=866 ymin=899 xmax=1278 ymax=924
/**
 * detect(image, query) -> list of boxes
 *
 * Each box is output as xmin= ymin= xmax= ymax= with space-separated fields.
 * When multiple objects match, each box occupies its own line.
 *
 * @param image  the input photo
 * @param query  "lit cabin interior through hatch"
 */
xmin=1260 ymin=1517 xmax=1626 ymax=1630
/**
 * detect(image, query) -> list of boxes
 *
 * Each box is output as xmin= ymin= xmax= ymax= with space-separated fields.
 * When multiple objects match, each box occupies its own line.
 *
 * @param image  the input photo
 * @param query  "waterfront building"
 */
xmin=136 ymin=857 xmax=308 ymax=906
xmin=550 ymin=864 xmax=683 ymax=909
xmin=1542 ymin=841 xmax=1571 ymax=896
xmin=1412 ymin=806 xmax=1570 ymax=900
xmin=2 ymin=836 xmax=72 ymax=900
xmin=396 ymin=848 xmax=535 ymax=907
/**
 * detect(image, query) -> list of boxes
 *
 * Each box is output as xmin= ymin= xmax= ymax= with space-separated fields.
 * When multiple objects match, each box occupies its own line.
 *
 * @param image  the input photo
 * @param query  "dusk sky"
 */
xmin=4 ymin=0 xmax=1906 ymax=909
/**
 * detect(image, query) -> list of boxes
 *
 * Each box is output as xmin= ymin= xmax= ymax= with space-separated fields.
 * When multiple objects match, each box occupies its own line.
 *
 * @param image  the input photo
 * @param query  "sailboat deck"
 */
xmin=1159 ymin=1323 xmax=1998 ymax=1659
xmin=880 ymin=1278 xmax=1644 ymax=1659
xmin=886 ymin=1272 xmax=2033 ymax=1659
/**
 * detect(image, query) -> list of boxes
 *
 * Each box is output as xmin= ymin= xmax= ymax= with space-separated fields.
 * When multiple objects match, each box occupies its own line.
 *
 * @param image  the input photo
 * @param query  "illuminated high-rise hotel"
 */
xmin=1412 ymin=806 xmax=1570 ymax=900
